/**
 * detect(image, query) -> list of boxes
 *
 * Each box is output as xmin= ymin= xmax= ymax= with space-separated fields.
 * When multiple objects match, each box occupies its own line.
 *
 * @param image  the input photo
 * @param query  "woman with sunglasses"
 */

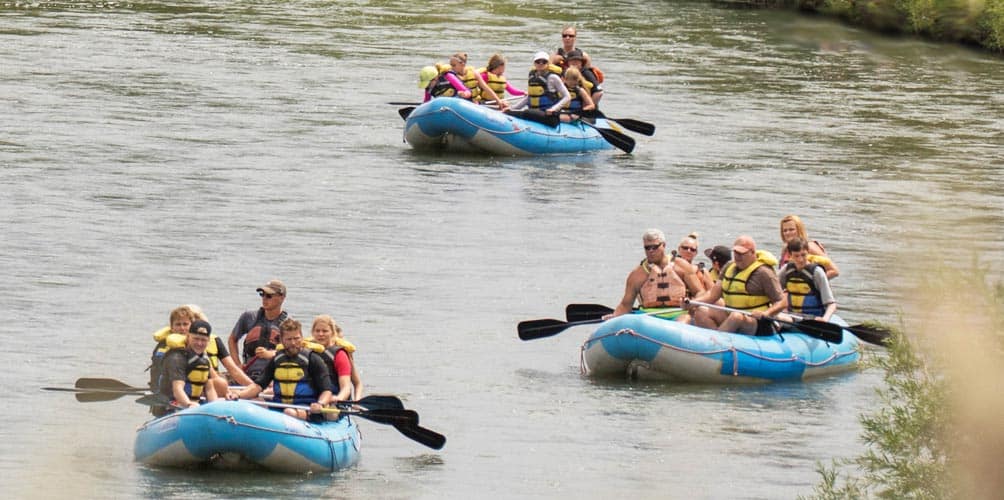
xmin=673 ymin=232 xmax=715 ymax=293
xmin=778 ymin=214 xmax=839 ymax=279
xmin=510 ymin=51 xmax=569 ymax=121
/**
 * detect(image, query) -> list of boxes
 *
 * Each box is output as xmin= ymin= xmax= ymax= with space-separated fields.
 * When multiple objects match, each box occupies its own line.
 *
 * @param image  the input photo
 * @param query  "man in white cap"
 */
xmin=228 ymin=279 xmax=290 ymax=380
xmin=687 ymin=235 xmax=785 ymax=334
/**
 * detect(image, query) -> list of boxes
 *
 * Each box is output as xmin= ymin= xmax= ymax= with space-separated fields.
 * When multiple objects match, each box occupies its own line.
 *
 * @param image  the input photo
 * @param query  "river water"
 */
xmin=2 ymin=1 xmax=1002 ymax=498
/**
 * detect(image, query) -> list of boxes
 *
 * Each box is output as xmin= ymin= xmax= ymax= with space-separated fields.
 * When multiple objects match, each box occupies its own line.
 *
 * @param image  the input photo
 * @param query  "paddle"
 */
xmin=338 ymin=394 xmax=406 ymax=411
xmin=251 ymin=400 xmax=446 ymax=449
xmin=580 ymin=120 xmax=635 ymax=153
xmin=565 ymin=303 xmax=615 ymax=323
xmin=592 ymin=110 xmax=655 ymax=136
xmin=518 ymin=307 xmax=681 ymax=341
xmin=388 ymin=101 xmax=423 ymax=106
xmin=784 ymin=313 xmax=893 ymax=347
xmin=686 ymin=299 xmax=843 ymax=343
xmin=76 ymin=377 xmax=148 ymax=393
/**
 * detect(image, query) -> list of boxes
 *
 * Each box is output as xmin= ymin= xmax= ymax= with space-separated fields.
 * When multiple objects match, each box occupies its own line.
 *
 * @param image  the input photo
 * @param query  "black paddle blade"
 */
xmin=341 ymin=394 xmax=405 ymax=411
xmin=399 ymin=106 xmax=415 ymax=120
xmin=393 ymin=424 xmax=446 ymax=450
xmin=387 ymin=101 xmax=422 ymax=106
xmin=76 ymin=377 xmax=147 ymax=392
xmin=593 ymin=126 xmax=635 ymax=153
xmin=610 ymin=118 xmax=655 ymax=136
xmin=848 ymin=324 xmax=893 ymax=347
xmin=350 ymin=408 xmax=419 ymax=427
xmin=795 ymin=319 xmax=843 ymax=343
xmin=565 ymin=303 xmax=614 ymax=323
xmin=517 ymin=318 xmax=570 ymax=341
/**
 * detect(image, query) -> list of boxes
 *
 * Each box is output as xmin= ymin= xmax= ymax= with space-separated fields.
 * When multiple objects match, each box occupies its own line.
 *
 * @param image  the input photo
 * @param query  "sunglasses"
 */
xmin=562 ymin=34 xmax=576 ymax=38
xmin=733 ymin=249 xmax=751 ymax=256
xmin=534 ymin=59 xmax=548 ymax=64
xmin=679 ymin=245 xmax=698 ymax=252
xmin=644 ymin=243 xmax=664 ymax=251
xmin=258 ymin=291 xmax=279 ymax=299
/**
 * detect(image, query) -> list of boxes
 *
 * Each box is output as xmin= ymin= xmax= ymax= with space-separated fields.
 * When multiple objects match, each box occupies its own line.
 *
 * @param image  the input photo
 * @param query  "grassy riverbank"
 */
xmin=805 ymin=266 xmax=1004 ymax=499
xmin=725 ymin=0 xmax=1004 ymax=54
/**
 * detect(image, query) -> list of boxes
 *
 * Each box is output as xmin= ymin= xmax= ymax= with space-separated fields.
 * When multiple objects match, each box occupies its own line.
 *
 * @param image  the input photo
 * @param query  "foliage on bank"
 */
xmin=804 ymin=265 xmax=1004 ymax=499
xmin=743 ymin=0 xmax=1004 ymax=53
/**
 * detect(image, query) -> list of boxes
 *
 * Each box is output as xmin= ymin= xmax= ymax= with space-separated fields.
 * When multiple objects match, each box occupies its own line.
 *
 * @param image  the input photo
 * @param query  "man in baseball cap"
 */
xmin=228 ymin=279 xmax=290 ymax=380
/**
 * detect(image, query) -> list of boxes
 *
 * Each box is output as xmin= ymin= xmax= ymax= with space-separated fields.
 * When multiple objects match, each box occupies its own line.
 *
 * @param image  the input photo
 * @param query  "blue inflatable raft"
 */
xmin=403 ymin=97 xmax=617 ymax=155
xmin=134 ymin=400 xmax=361 ymax=473
xmin=581 ymin=313 xmax=861 ymax=383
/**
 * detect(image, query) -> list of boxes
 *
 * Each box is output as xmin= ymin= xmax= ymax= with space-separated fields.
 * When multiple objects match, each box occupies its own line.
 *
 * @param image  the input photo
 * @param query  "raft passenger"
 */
xmin=428 ymin=53 xmax=508 ymax=111
xmin=228 ymin=279 xmax=290 ymax=381
xmin=310 ymin=315 xmax=362 ymax=401
xmin=559 ymin=67 xmax=595 ymax=123
xmin=687 ymin=235 xmax=786 ymax=335
xmin=228 ymin=318 xmax=335 ymax=421
xmin=778 ymin=214 xmax=839 ymax=279
xmin=604 ymin=229 xmax=704 ymax=322
xmin=155 ymin=320 xmax=219 ymax=415
xmin=509 ymin=51 xmax=570 ymax=122
xmin=771 ymin=238 xmax=838 ymax=322
xmin=563 ymin=49 xmax=603 ymax=105
xmin=478 ymin=54 xmax=525 ymax=101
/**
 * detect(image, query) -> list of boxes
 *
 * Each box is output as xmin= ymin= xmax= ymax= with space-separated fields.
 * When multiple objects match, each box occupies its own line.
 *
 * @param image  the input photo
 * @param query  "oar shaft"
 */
xmin=686 ymin=300 xmax=842 ymax=342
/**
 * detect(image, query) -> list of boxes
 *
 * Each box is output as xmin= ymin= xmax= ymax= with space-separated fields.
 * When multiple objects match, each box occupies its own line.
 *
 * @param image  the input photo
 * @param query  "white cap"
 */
xmin=532 ymin=51 xmax=549 ymax=62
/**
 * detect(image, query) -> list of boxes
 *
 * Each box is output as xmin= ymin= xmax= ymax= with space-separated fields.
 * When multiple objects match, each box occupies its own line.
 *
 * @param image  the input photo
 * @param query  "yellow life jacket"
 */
xmin=721 ymin=260 xmax=771 ymax=311
xmin=477 ymin=67 xmax=507 ymax=97
xmin=527 ymin=65 xmax=563 ymax=109
xmin=782 ymin=263 xmax=824 ymax=315
xmin=184 ymin=351 xmax=211 ymax=398
xmin=272 ymin=351 xmax=317 ymax=405
xmin=637 ymin=257 xmax=686 ymax=308
xmin=162 ymin=332 xmax=221 ymax=369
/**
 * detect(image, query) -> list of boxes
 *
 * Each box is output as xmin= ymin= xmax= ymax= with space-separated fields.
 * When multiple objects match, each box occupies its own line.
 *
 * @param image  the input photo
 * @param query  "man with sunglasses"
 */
xmin=605 ymin=229 xmax=704 ymax=321
xmin=227 ymin=279 xmax=290 ymax=380
xmin=687 ymin=236 xmax=785 ymax=334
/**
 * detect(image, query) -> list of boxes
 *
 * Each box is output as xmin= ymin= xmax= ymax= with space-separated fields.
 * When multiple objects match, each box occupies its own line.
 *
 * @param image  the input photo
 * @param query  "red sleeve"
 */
xmin=332 ymin=349 xmax=352 ymax=377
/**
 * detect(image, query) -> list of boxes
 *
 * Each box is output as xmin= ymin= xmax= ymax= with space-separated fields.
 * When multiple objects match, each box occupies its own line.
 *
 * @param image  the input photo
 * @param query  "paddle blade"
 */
xmin=610 ymin=118 xmax=655 ymax=136
xmin=399 ymin=106 xmax=415 ymax=120
xmin=135 ymin=393 xmax=170 ymax=407
xmin=517 ymin=318 xmax=571 ymax=341
xmin=351 ymin=408 xmax=420 ymax=427
xmin=393 ymin=424 xmax=446 ymax=450
xmin=76 ymin=378 xmax=147 ymax=392
xmin=343 ymin=394 xmax=405 ymax=411
xmin=594 ymin=126 xmax=635 ymax=153
xmin=565 ymin=304 xmax=614 ymax=323
xmin=76 ymin=391 xmax=131 ymax=403
xmin=848 ymin=324 xmax=893 ymax=347
xmin=796 ymin=319 xmax=843 ymax=343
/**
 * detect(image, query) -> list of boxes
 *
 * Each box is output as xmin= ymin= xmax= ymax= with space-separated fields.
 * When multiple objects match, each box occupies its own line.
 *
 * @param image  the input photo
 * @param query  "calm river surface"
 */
xmin=2 ymin=1 xmax=1002 ymax=498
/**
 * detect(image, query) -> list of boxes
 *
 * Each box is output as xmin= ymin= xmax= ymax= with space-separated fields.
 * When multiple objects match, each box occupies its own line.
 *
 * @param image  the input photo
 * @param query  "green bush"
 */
xmin=804 ymin=266 xmax=1004 ymax=499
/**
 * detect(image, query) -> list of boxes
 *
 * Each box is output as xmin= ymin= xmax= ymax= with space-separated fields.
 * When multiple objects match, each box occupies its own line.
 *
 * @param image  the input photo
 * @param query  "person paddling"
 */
xmin=508 ymin=51 xmax=570 ymax=126
xmin=686 ymin=235 xmax=786 ymax=334
xmin=604 ymin=229 xmax=704 ymax=322
xmin=773 ymin=237 xmax=838 ymax=322
xmin=228 ymin=318 xmax=335 ymax=421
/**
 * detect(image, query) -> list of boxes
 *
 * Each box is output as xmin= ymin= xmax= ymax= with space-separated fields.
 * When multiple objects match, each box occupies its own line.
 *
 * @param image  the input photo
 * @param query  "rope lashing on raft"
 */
xmin=136 ymin=409 xmax=356 ymax=444
xmin=580 ymin=328 xmax=857 ymax=376
xmin=414 ymin=104 xmax=592 ymax=139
